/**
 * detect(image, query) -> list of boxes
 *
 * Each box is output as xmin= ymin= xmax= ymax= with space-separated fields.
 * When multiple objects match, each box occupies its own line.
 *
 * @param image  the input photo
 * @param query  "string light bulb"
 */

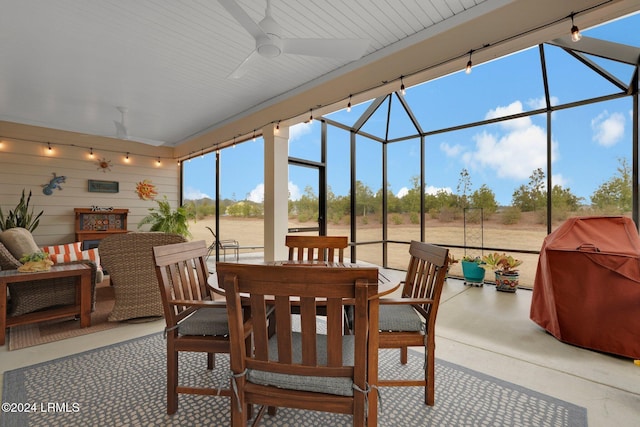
xmin=309 ymin=109 xmax=313 ymax=122
xmin=465 ymin=50 xmax=473 ymax=74
xmin=156 ymin=157 xmax=161 ymax=165
xmin=89 ymin=147 xmax=94 ymax=158
xmin=400 ymin=76 xmax=406 ymax=96
xmin=275 ymin=121 xmax=280 ymax=133
xmin=47 ymin=142 xmax=53 ymax=153
xmin=347 ymin=95 xmax=352 ymax=112
xmin=570 ymin=13 xmax=582 ymax=42
xmin=253 ymin=130 xmax=256 ymax=142
xmin=125 ymin=152 xmax=130 ymax=162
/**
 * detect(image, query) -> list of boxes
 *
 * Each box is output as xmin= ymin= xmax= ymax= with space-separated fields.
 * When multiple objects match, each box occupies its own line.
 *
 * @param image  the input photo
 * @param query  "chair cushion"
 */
xmin=247 ymin=332 xmax=355 ymax=397
xmin=0 ymin=227 xmax=39 ymax=260
xmin=379 ymin=304 xmax=424 ymax=332
xmin=178 ymin=307 xmax=229 ymax=336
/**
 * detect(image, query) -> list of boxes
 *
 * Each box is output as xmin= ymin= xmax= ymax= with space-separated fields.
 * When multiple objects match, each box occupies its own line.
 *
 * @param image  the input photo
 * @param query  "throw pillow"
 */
xmin=41 ymin=242 xmax=82 ymax=255
xmin=49 ymin=248 xmax=100 ymax=267
xmin=0 ymin=227 xmax=40 ymax=260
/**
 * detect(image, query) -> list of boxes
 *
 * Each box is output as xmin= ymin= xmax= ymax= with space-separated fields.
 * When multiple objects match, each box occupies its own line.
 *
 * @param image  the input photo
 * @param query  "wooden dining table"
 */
xmin=209 ymin=260 xmax=399 ymax=422
xmin=208 ymin=260 xmax=402 ymax=299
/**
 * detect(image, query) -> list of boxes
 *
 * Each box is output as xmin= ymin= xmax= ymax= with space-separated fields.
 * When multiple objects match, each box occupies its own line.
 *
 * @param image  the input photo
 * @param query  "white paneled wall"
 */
xmin=0 ymin=122 xmax=179 ymax=246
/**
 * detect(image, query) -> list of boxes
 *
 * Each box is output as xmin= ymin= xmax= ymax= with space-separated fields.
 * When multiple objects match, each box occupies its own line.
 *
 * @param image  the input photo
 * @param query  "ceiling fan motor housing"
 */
xmin=256 ymin=16 xmax=282 ymax=57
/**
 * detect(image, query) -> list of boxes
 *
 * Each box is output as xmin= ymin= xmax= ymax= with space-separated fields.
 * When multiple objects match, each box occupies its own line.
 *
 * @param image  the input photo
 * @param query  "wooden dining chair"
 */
xmin=217 ymin=262 xmax=379 ymax=427
xmin=378 ymin=240 xmax=449 ymax=406
xmin=153 ymin=240 xmax=250 ymax=415
xmin=285 ymin=235 xmax=348 ymax=262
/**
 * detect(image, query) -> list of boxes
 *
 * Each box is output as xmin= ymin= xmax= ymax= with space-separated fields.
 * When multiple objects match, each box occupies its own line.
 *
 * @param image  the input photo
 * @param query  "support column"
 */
xmin=263 ymin=123 xmax=289 ymax=261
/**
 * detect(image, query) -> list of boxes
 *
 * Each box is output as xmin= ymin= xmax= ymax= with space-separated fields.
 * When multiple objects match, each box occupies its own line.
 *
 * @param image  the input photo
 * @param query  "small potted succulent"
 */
xmin=18 ymin=251 xmax=53 ymax=272
xmin=481 ymin=252 xmax=523 ymax=292
xmin=461 ymin=255 xmax=486 ymax=286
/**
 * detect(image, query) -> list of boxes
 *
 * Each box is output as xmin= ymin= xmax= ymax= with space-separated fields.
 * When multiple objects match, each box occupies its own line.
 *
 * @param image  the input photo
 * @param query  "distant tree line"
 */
xmin=184 ymin=158 xmax=632 ymax=225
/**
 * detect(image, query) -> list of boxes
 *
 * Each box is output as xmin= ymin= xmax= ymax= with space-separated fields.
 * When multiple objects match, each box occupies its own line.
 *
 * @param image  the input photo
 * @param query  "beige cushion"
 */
xmin=0 ymin=228 xmax=40 ymax=260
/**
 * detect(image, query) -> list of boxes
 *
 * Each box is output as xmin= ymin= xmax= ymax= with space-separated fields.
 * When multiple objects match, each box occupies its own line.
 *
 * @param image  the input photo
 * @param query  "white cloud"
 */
xmin=247 ymin=183 xmax=264 ymax=203
xmin=440 ymin=142 xmax=463 ymax=157
xmin=288 ymin=181 xmax=301 ymax=201
xmin=244 ymin=182 xmax=302 ymax=202
xmin=526 ymin=96 xmax=560 ymax=110
xmin=426 ymin=185 xmax=452 ymax=195
xmin=183 ymin=187 xmax=211 ymax=200
xmin=551 ymin=173 xmax=568 ymax=188
xmin=289 ymin=122 xmax=314 ymax=142
xmin=485 ymin=100 xmax=531 ymax=131
xmin=462 ymin=100 xmax=560 ymax=181
xmin=466 ymin=126 xmax=552 ymax=180
xmin=591 ymin=110 xmax=625 ymax=147
xmin=396 ymin=187 xmax=409 ymax=198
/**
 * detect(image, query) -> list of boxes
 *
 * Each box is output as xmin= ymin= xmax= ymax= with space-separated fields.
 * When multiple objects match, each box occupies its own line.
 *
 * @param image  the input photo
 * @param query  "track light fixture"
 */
xmin=347 ymin=95 xmax=352 ymax=112
xmin=465 ymin=50 xmax=473 ymax=74
xmin=570 ymin=13 xmax=582 ymax=42
xmin=400 ymin=76 xmax=406 ymax=96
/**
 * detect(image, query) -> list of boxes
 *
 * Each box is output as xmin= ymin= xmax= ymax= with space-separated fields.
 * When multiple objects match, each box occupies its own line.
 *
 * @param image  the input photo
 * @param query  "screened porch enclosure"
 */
xmin=183 ymin=21 xmax=640 ymax=288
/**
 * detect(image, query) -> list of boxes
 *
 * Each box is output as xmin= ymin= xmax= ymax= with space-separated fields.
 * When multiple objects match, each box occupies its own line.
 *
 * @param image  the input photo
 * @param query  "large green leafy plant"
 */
xmin=137 ymin=196 xmax=194 ymax=238
xmin=0 ymin=189 xmax=44 ymax=232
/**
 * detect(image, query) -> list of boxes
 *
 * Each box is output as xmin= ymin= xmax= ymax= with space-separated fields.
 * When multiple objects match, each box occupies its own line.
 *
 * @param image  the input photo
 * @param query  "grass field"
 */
xmin=189 ymin=213 xmax=551 ymax=288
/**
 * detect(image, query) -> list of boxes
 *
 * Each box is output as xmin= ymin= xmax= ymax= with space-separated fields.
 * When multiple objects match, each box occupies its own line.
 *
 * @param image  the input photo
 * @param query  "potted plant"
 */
xmin=0 ymin=189 xmax=44 ymax=232
xmin=461 ymin=255 xmax=486 ymax=286
xmin=481 ymin=252 xmax=523 ymax=292
xmin=137 ymin=196 xmax=195 ymax=238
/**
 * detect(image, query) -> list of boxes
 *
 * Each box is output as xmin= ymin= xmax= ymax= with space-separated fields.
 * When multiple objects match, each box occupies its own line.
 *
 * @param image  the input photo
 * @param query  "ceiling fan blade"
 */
xmin=227 ymin=49 xmax=261 ymax=79
xmin=218 ymin=0 xmax=266 ymax=41
xmin=282 ymin=38 xmax=370 ymax=60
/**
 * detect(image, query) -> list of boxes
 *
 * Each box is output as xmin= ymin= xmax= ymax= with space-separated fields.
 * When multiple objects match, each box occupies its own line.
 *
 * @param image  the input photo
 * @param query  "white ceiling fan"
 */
xmin=113 ymin=106 xmax=166 ymax=146
xmin=219 ymin=0 xmax=370 ymax=78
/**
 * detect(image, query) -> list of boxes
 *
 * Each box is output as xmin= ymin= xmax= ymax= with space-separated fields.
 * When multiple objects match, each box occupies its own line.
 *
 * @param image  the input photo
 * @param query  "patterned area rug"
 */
xmin=2 ymin=333 xmax=587 ymax=426
xmin=8 ymin=285 xmax=122 ymax=351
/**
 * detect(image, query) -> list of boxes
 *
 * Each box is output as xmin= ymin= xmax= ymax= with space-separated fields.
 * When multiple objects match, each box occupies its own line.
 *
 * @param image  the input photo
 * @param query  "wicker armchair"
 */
xmin=99 ymin=232 xmax=186 ymax=321
xmin=0 ymin=241 xmax=98 ymax=317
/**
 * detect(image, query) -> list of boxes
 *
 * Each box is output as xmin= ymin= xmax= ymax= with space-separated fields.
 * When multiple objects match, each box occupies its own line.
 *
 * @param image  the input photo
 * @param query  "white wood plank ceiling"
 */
xmin=0 ymin=0 xmax=638 ymax=150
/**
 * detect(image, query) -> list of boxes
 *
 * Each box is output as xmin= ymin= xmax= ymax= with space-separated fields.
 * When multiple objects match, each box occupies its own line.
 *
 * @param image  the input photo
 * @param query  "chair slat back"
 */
xmin=217 ymin=263 xmax=377 ymax=381
xmin=401 ymin=241 xmax=449 ymax=320
xmin=285 ymin=235 xmax=348 ymax=262
xmin=153 ymin=240 xmax=211 ymax=326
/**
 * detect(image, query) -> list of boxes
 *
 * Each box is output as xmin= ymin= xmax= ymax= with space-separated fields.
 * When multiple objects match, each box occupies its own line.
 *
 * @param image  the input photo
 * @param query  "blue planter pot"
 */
xmin=461 ymin=261 xmax=486 ymax=286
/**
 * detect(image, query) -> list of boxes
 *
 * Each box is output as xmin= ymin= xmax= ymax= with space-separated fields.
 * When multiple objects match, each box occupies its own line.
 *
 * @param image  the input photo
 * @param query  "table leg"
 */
xmin=0 ymin=280 xmax=7 ymax=346
xmin=79 ymin=270 xmax=91 ymax=328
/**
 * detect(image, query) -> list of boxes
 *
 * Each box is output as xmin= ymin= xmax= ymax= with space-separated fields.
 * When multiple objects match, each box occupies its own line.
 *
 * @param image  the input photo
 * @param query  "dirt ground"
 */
xmin=189 ymin=213 xmax=549 ymax=288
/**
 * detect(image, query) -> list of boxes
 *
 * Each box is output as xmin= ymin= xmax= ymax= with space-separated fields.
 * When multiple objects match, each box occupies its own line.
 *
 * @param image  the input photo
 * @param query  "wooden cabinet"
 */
xmin=74 ymin=208 xmax=129 ymax=249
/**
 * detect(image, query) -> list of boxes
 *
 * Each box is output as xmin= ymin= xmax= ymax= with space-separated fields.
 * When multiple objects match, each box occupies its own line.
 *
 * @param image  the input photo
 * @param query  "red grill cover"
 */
xmin=530 ymin=216 xmax=640 ymax=359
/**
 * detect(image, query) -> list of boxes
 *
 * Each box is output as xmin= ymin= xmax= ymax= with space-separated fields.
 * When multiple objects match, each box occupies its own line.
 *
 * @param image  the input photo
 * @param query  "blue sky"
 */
xmin=184 ymin=12 xmax=639 ymax=206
